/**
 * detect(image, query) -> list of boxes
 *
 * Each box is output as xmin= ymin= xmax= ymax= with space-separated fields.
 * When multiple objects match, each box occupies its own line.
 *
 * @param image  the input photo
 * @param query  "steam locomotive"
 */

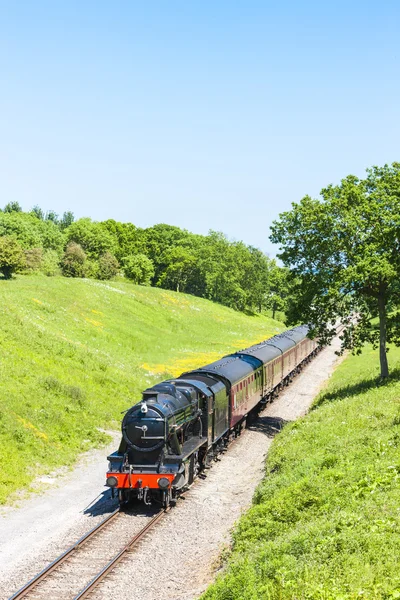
xmin=106 ymin=325 xmax=318 ymax=507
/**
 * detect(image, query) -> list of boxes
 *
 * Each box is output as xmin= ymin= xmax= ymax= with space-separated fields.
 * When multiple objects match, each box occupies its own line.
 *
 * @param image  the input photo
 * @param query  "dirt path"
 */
xmin=0 ymin=338 xmax=343 ymax=600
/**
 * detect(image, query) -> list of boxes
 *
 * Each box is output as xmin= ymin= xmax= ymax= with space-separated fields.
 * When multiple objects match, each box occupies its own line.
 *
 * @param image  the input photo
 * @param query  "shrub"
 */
xmin=0 ymin=236 xmax=26 ymax=279
xmin=122 ymin=254 xmax=154 ymax=285
xmin=84 ymin=259 xmax=99 ymax=279
xmin=61 ymin=242 xmax=87 ymax=278
xmin=41 ymin=249 xmax=61 ymax=276
xmin=24 ymin=247 xmax=43 ymax=272
xmin=98 ymin=252 xmax=119 ymax=280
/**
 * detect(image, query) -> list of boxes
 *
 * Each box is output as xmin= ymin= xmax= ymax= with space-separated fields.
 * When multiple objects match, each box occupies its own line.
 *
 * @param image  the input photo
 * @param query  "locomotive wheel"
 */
xmin=161 ymin=489 xmax=171 ymax=508
xmin=118 ymin=489 xmax=129 ymax=505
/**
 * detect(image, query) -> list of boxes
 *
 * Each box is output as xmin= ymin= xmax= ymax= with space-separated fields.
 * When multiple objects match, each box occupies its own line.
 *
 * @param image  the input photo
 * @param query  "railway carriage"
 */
xmin=106 ymin=325 xmax=319 ymax=506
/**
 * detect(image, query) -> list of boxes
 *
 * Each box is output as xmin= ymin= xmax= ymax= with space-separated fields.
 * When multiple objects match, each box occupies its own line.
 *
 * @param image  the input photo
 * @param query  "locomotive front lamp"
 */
xmin=106 ymin=476 xmax=118 ymax=488
xmin=157 ymin=477 xmax=170 ymax=489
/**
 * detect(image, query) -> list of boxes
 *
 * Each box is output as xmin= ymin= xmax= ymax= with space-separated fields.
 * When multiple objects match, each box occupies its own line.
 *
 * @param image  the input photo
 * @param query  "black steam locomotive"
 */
xmin=106 ymin=325 xmax=318 ymax=507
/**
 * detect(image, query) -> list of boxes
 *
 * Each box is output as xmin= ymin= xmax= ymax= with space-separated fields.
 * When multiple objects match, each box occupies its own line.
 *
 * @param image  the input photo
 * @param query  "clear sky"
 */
xmin=1 ymin=1 xmax=399 ymax=255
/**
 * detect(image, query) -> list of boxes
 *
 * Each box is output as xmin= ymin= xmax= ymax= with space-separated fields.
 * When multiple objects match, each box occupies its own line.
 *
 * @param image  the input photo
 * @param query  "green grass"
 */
xmin=0 ymin=275 xmax=284 ymax=505
xmin=202 ymin=346 xmax=400 ymax=600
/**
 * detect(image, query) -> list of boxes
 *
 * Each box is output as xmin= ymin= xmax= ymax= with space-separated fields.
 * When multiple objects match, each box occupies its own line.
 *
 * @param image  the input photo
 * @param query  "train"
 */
xmin=106 ymin=325 xmax=319 ymax=507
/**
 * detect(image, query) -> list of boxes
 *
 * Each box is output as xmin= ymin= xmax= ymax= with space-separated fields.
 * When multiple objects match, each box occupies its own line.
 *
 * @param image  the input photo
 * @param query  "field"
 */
xmin=0 ymin=276 xmax=284 ymax=505
xmin=202 ymin=345 xmax=400 ymax=599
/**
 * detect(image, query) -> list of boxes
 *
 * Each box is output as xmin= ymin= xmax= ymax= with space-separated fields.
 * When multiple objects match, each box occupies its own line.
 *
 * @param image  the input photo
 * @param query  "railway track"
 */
xmin=9 ymin=507 xmax=166 ymax=600
xmin=9 ymin=331 xmax=344 ymax=600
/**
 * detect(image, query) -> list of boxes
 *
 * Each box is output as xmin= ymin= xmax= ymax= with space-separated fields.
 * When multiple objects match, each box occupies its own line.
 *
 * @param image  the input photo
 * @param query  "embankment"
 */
xmin=203 ymin=345 xmax=400 ymax=599
xmin=0 ymin=276 xmax=283 ymax=504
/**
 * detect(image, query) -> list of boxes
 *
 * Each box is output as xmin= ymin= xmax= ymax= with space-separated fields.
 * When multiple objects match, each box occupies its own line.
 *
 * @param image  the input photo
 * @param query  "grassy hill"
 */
xmin=202 ymin=346 xmax=400 ymax=600
xmin=0 ymin=276 xmax=284 ymax=505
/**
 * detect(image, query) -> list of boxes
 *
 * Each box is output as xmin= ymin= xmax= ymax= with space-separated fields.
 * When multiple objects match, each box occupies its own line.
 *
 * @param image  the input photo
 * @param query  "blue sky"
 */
xmin=1 ymin=1 xmax=399 ymax=255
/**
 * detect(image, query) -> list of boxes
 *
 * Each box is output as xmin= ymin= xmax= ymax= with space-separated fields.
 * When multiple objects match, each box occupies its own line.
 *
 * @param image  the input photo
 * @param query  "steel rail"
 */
xmin=8 ymin=507 xmax=120 ymax=600
xmin=73 ymin=509 xmax=167 ymax=599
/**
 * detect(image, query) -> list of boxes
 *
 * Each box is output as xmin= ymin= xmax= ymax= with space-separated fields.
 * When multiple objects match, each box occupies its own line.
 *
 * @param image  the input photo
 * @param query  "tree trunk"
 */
xmin=378 ymin=292 xmax=389 ymax=378
xmin=2 ymin=266 xmax=12 ymax=279
xmin=272 ymin=301 xmax=277 ymax=320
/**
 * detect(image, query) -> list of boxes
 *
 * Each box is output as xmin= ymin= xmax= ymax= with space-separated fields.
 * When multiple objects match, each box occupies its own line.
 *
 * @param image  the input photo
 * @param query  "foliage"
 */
xmin=59 ymin=211 xmax=75 ymax=230
xmin=0 ymin=211 xmax=65 ymax=253
xmin=0 ymin=276 xmax=284 ymax=504
xmin=0 ymin=236 xmax=26 ymax=278
xmin=24 ymin=247 xmax=43 ymax=272
xmin=61 ymin=242 xmax=87 ymax=278
xmin=122 ymin=253 xmax=154 ymax=285
xmin=157 ymin=246 xmax=197 ymax=292
xmin=101 ymin=219 xmax=143 ymax=260
xmin=30 ymin=205 xmax=45 ymax=220
xmin=97 ymin=252 xmax=119 ymax=280
xmin=202 ymin=346 xmax=400 ymax=600
xmin=64 ymin=217 xmax=116 ymax=259
xmin=0 ymin=207 xmax=291 ymax=315
xmin=45 ymin=210 xmax=59 ymax=224
xmin=270 ymin=162 xmax=400 ymax=377
xmin=40 ymin=250 xmax=61 ymax=277
xmin=3 ymin=201 xmax=22 ymax=213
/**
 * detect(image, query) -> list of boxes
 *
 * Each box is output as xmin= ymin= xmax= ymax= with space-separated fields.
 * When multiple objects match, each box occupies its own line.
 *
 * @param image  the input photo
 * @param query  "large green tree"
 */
xmin=65 ymin=218 xmax=116 ymax=259
xmin=270 ymin=162 xmax=400 ymax=378
xmin=122 ymin=254 xmax=154 ymax=285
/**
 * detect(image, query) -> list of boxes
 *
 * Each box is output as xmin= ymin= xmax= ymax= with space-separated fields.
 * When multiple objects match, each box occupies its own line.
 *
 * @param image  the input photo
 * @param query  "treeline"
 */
xmin=0 ymin=202 xmax=289 ymax=315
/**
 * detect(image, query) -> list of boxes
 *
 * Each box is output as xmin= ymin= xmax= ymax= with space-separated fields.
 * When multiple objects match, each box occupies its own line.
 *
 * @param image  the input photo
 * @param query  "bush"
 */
xmin=122 ymin=254 xmax=154 ymax=285
xmin=61 ymin=242 xmax=87 ymax=278
xmin=41 ymin=250 xmax=61 ymax=276
xmin=24 ymin=247 xmax=43 ymax=272
xmin=98 ymin=252 xmax=119 ymax=280
xmin=0 ymin=236 xmax=26 ymax=279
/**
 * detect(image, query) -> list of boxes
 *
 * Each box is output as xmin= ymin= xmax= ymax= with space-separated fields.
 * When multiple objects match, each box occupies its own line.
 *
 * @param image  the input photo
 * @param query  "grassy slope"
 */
xmin=202 ymin=346 xmax=400 ymax=600
xmin=0 ymin=276 xmax=284 ymax=505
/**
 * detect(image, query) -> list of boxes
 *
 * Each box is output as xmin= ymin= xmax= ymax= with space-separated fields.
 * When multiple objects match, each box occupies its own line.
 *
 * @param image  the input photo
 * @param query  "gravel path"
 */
xmin=0 ymin=338 xmax=343 ymax=600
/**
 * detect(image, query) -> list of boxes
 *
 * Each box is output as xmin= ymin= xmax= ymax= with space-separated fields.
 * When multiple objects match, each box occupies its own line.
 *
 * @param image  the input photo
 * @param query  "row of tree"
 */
xmin=0 ymin=204 xmax=289 ymax=316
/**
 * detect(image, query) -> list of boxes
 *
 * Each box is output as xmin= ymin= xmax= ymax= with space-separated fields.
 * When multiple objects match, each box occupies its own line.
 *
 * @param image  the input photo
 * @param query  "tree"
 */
xmin=267 ymin=262 xmax=291 ymax=320
xmin=101 ymin=220 xmax=143 ymax=260
xmin=61 ymin=242 xmax=87 ymax=278
xmin=45 ymin=210 xmax=59 ymax=224
xmin=0 ymin=211 xmax=65 ymax=253
xmin=0 ymin=236 xmax=26 ymax=278
xmin=157 ymin=247 xmax=197 ymax=292
xmin=122 ymin=254 xmax=154 ymax=285
xmin=270 ymin=162 xmax=400 ymax=378
xmin=3 ymin=202 xmax=22 ymax=213
xmin=65 ymin=218 xmax=116 ymax=259
xmin=142 ymin=224 xmax=193 ymax=284
xmin=31 ymin=205 xmax=45 ymax=220
xmin=60 ymin=211 xmax=74 ymax=230
xmin=97 ymin=252 xmax=119 ymax=280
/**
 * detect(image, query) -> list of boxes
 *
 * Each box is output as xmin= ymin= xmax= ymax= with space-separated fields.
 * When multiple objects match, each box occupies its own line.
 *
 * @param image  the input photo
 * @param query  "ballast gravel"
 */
xmin=0 ymin=337 xmax=343 ymax=600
